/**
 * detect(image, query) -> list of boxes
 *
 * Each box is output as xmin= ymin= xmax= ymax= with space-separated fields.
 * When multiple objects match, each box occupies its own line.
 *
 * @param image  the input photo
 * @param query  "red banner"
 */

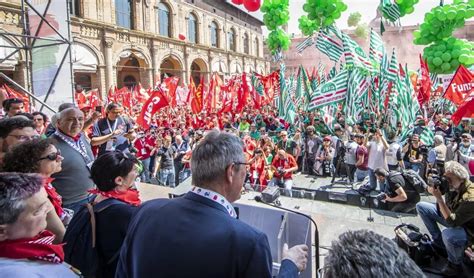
xmin=3 ymin=84 xmax=30 ymax=112
xmin=451 ymin=97 xmax=474 ymax=126
xmin=190 ymin=78 xmax=203 ymax=114
xmin=136 ymin=89 xmax=169 ymax=130
xmin=159 ymin=77 xmax=179 ymax=107
xmin=444 ymin=65 xmax=474 ymax=105
xmin=418 ymin=55 xmax=431 ymax=106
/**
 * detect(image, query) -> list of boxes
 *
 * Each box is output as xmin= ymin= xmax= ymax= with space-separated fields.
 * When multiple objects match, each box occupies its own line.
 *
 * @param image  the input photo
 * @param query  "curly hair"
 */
xmin=445 ymin=160 xmax=469 ymax=182
xmin=2 ymin=138 xmax=53 ymax=173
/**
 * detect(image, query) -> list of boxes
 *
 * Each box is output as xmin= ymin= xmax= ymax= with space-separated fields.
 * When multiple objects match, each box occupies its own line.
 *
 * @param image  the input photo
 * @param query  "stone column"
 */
xmin=103 ymin=38 xmax=114 ymax=90
xmin=151 ymin=44 xmax=160 ymax=84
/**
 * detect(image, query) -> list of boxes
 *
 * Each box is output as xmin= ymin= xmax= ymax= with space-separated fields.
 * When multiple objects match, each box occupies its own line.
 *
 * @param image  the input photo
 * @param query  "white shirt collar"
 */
xmin=190 ymin=186 xmax=237 ymax=218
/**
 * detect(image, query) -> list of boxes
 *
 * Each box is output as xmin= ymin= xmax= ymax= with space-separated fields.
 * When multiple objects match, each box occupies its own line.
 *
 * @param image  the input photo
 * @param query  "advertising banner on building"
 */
xmin=28 ymin=0 xmax=72 ymax=113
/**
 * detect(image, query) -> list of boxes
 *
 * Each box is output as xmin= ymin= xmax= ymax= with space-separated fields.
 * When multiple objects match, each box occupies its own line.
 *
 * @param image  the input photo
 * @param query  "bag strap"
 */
xmin=86 ymin=203 xmax=97 ymax=249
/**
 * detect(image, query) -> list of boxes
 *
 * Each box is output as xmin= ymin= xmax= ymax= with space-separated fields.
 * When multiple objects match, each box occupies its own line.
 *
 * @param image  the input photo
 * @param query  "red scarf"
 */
xmin=88 ymin=188 xmax=141 ymax=206
xmin=0 ymin=230 xmax=64 ymax=263
xmin=43 ymin=178 xmax=64 ymax=219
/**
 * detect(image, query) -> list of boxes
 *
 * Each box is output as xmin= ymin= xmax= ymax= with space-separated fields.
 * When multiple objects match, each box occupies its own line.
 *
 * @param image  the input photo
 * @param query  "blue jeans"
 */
xmin=355 ymin=169 xmax=368 ymax=182
xmin=416 ymin=201 xmax=468 ymax=264
xmin=63 ymin=195 xmax=95 ymax=215
xmin=159 ymin=168 xmax=176 ymax=188
xmin=140 ymin=157 xmax=151 ymax=183
xmin=404 ymin=161 xmax=421 ymax=174
xmin=368 ymin=168 xmax=378 ymax=191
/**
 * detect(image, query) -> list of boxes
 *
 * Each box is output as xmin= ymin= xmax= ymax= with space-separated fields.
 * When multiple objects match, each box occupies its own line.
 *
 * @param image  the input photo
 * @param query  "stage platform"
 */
xmin=164 ymin=174 xmax=435 ymax=212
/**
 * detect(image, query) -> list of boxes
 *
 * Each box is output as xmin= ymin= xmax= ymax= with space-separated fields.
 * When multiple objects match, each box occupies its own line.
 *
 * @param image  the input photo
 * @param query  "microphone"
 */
xmin=254 ymin=196 xmax=320 ymax=271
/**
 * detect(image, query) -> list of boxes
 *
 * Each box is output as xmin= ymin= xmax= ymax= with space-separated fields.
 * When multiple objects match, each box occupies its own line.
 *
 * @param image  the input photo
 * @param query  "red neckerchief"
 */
xmin=43 ymin=178 xmax=64 ymax=219
xmin=0 ymin=230 xmax=64 ymax=263
xmin=88 ymin=188 xmax=141 ymax=206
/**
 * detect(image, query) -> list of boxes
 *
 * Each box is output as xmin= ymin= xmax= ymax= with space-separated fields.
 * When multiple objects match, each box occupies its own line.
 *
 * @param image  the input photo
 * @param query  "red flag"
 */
xmin=236 ymin=73 xmax=250 ymax=113
xmin=209 ymin=73 xmax=223 ymax=111
xmin=418 ymin=55 xmax=431 ymax=106
xmin=444 ymin=65 xmax=474 ymax=105
xmin=3 ymin=84 xmax=30 ymax=112
xmin=107 ymin=85 xmax=118 ymax=102
xmin=74 ymin=90 xmax=88 ymax=109
xmin=160 ymin=77 xmax=179 ymax=107
xmin=399 ymin=63 xmax=406 ymax=78
xmin=84 ymin=89 xmax=101 ymax=109
xmin=190 ymin=77 xmax=203 ymax=114
xmin=451 ymin=97 xmax=474 ymax=126
xmin=136 ymin=89 xmax=169 ymax=130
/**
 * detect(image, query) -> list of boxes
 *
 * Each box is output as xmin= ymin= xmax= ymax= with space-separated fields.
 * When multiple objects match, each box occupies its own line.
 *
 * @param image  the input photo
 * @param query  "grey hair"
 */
xmin=444 ymin=161 xmax=469 ymax=181
xmin=324 ymin=230 xmax=424 ymax=278
xmin=191 ymin=130 xmax=244 ymax=187
xmin=58 ymin=107 xmax=82 ymax=120
xmin=433 ymin=135 xmax=444 ymax=145
xmin=0 ymin=173 xmax=44 ymax=225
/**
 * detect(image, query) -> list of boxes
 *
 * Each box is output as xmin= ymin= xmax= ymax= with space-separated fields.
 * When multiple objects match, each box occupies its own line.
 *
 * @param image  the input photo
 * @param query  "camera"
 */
xmin=427 ymin=169 xmax=449 ymax=195
xmin=277 ymin=167 xmax=285 ymax=176
xmin=375 ymin=192 xmax=387 ymax=202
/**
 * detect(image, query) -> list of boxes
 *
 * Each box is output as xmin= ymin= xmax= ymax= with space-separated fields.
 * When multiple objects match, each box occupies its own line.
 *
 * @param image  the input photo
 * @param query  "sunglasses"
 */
xmin=39 ymin=150 xmax=62 ymax=161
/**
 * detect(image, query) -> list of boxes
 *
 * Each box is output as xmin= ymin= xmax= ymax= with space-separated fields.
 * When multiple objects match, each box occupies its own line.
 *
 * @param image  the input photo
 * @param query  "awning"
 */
xmin=72 ymin=43 xmax=98 ymax=72
xmin=0 ymin=36 xmax=19 ymax=70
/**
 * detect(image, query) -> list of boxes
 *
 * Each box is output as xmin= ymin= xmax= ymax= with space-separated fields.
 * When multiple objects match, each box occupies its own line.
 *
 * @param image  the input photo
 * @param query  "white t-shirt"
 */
xmin=367 ymin=140 xmax=387 ymax=170
xmin=0 ymin=258 xmax=79 ymax=278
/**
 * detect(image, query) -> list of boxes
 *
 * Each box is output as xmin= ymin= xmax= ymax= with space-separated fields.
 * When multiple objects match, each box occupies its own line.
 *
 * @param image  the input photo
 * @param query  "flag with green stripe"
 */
xmin=342 ymin=33 xmax=375 ymax=72
xmin=383 ymin=48 xmax=398 ymax=83
xmin=419 ymin=127 xmax=434 ymax=146
xmin=308 ymin=69 xmax=349 ymax=111
xmin=346 ymin=68 xmax=370 ymax=123
xmin=382 ymin=0 xmax=401 ymax=22
xmin=316 ymin=27 xmax=344 ymax=62
xmin=369 ymin=28 xmax=385 ymax=69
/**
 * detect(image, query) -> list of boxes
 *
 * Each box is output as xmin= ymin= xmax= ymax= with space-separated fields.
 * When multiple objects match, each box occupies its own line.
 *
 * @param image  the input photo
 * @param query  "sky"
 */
xmin=230 ymin=0 xmax=451 ymax=36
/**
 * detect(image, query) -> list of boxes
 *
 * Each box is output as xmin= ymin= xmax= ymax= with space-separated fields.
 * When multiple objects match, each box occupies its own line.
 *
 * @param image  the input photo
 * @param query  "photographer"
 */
xmin=270 ymin=149 xmax=298 ymax=197
xmin=402 ymin=134 xmax=424 ymax=174
xmin=416 ymin=161 xmax=474 ymax=276
xmin=374 ymin=168 xmax=420 ymax=213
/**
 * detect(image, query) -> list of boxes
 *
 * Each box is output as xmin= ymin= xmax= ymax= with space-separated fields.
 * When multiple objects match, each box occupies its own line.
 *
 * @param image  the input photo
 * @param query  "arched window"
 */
xmin=254 ymin=38 xmax=259 ymax=57
xmin=228 ymin=28 xmax=236 ymax=52
xmin=210 ymin=21 xmax=219 ymax=48
xmin=157 ymin=3 xmax=171 ymax=37
xmin=188 ymin=13 xmax=198 ymax=44
xmin=243 ymin=33 xmax=249 ymax=54
xmin=115 ymin=0 xmax=133 ymax=29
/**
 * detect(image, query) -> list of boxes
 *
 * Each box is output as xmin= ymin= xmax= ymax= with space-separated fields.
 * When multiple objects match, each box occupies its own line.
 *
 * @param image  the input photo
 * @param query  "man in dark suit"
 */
xmin=116 ymin=131 xmax=308 ymax=278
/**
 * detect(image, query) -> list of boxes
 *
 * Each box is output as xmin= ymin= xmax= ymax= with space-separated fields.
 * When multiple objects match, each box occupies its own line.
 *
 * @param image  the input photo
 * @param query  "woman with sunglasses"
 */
xmin=32 ymin=111 xmax=48 ymax=136
xmin=2 ymin=138 xmax=68 ymax=243
xmin=72 ymin=151 xmax=141 ymax=278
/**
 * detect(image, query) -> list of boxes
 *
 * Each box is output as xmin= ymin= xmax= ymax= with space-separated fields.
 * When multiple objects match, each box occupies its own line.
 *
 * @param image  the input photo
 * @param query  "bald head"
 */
xmin=57 ymin=108 xmax=84 ymax=137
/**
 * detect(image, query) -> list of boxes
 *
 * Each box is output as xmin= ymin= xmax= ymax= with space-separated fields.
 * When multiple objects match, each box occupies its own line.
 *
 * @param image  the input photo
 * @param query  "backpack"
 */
xmin=394 ymin=223 xmax=435 ymax=267
xmin=400 ymin=169 xmax=427 ymax=193
xmin=63 ymin=198 xmax=124 ymax=277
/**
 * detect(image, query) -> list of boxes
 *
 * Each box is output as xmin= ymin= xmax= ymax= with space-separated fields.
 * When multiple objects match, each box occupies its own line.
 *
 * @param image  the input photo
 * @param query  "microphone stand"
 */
xmin=254 ymin=196 xmax=320 ymax=271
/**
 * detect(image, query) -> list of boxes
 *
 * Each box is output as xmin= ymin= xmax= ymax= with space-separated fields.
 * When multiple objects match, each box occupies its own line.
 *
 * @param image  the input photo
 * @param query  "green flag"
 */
xmin=309 ymin=69 xmax=349 ymax=111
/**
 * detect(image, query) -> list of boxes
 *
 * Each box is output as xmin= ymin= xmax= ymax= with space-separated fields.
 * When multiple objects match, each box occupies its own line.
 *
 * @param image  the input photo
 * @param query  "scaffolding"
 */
xmin=0 ymin=0 xmax=74 ymax=114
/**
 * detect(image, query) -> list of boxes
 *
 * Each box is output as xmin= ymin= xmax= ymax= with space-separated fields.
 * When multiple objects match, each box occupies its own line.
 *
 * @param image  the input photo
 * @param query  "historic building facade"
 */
xmin=0 ymin=0 xmax=268 ymax=95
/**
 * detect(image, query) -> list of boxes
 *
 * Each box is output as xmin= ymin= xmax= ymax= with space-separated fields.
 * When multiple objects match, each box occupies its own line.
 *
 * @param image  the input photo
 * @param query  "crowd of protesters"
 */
xmin=0 ymin=95 xmax=473 ymax=277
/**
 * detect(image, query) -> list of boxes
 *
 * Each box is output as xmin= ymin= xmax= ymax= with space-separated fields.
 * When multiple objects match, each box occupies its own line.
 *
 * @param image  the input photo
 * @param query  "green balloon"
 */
xmin=447 ymin=11 xmax=456 ymax=20
xmin=441 ymin=63 xmax=451 ymax=71
xmin=434 ymin=51 xmax=443 ymax=57
xmin=450 ymin=59 xmax=460 ymax=69
xmin=442 ymin=53 xmax=451 ymax=62
xmin=433 ymin=57 xmax=443 ymax=66
xmin=436 ymin=12 xmax=446 ymax=21
xmin=459 ymin=54 xmax=469 ymax=63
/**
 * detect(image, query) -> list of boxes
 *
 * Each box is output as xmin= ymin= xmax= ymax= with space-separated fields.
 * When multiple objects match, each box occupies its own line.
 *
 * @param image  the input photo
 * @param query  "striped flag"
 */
xmin=327 ymin=24 xmax=343 ymax=41
xmin=309 ymin=69 xmax=349 ymax=111
xmin=342 ymin=33 xmax=374 ymax=72
xmin=296 ymin=36 xmax=315 ymax=54
xmin=346 ymin=68 xmax=370 ymax=123
xmin=383 ymin=48 xmax=398 ymax=83
xmin=420 ymin=127 xmax=434 ymax=146
xmin=369 ymin=28 xmax=385 ymax=68
xmin=318 ymin=63 xmax=327 ymax=84
xmin=382 ymin=0 xmax=401 ymax=22
xmin=328 ymin=65 xmax=337 ymax=80
xmin=316 ymin=28 xmax=344 ymax=62
xmin=278 ymin=63 xmax=286 ymax=118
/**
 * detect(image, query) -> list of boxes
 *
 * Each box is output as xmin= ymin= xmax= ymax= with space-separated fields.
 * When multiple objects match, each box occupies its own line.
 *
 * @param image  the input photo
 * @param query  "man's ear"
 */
xmin=0 ymin=225 xmax=9 ymax=241
xmin=225 ymin=164 xmax=235 ymax=185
